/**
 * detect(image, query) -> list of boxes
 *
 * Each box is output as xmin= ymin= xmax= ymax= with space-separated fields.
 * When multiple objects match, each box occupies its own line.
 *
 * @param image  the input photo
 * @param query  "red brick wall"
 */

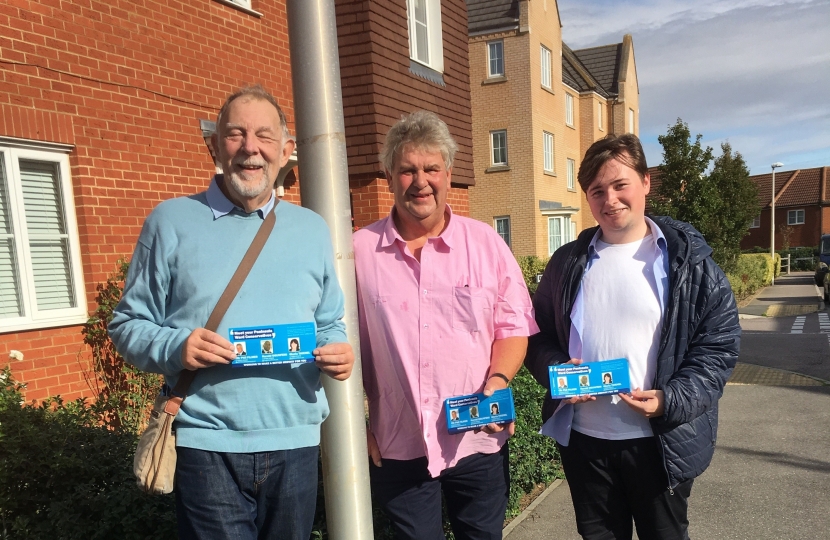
xmin=741 ymin=206 xmax=821 ymax=250
xmin=1 ymin=0 xmax=294 ymax=401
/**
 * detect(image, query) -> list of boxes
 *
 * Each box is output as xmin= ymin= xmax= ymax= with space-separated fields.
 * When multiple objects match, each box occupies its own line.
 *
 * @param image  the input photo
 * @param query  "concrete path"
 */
xmin=505 ymin=272 xmax=830 ymax=539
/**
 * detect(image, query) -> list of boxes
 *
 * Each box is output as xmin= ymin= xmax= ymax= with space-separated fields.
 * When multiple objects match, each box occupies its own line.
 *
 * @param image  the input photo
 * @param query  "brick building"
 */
xmin=2 ymin=0 xmax=476 ymax=402
xmin=741 ymin=166 xmax=830 ymax=250
xmin=466 ymin=0 xmax=639 ymax=257
xmin=336 ymin=0 xmax=474 ymax=227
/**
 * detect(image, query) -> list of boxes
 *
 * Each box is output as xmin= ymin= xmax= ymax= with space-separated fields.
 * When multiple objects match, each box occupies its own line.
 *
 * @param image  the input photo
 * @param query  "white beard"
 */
xmin=226 ymin=166 xmax=271 ymax=199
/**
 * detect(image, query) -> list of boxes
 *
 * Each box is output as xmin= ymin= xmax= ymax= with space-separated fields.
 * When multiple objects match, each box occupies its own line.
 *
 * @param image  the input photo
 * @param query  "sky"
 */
xmin=557 ymin=0 xmax=830 ymax=175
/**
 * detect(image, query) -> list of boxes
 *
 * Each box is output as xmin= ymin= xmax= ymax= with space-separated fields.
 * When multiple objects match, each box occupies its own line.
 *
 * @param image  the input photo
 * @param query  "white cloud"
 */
xmin=558 ymin=0 xmax=830 ymax=174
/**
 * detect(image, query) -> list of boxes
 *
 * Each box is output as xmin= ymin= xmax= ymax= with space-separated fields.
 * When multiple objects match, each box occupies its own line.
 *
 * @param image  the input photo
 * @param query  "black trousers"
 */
xmin=369 ymin=443 xmax=509 ymax=540
xmin=559 ymin=430 xmax=693 ymax=540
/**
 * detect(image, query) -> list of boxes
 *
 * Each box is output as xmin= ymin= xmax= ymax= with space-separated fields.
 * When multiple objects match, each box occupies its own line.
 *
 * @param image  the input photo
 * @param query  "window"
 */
xmin=750 ymin=216 xmax=761 ymax=228
xmin=567 ymin=158 xmax=576 ymax=190
xmin=540 ymin=46 xmax=551 ymax=89
xmin=227 ymin=0 xmax=251 ymax=8
xmin=788 ymin=209 xmax=805 ymax=225
xmin=565 ymin=94 xmax=574 ymax=126
xmin=407 ymin=0 xmax=444 ymax=72
xmin=494 ymin=216 xmax=511 ymax=248
xmin=598 ymin=102 xmax=603 ymax=130
xmin=629 ymin=108 xmax=635 ymax=133
xmin=543 ymin=132 xmax=554 ymax=173
xmin=487 ymin=41 xmax=504 ymax=78
xmin=0 ymin=144 xmax=85 ymax=331
xmin=548 ymin=216 xmax=574 ymax=254
xmin=491 ymin=130 xmax=507 ymax=166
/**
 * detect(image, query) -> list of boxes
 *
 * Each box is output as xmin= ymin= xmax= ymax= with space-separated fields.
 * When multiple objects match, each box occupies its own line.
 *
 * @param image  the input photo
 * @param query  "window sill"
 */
xmin=483 ymin=76 xmax=508 ymax=85
xmin=566 ymin=123 xmax=575 ymax=130
xmin=568 ymin=188 xmax=577 ymax=192
xmin=486 ymin=165 xmax=511 ymax=173
xmin=542 ymin=85 xmax=555 ymax=96
xmin=212 ymin=0 xmax=263 ymax=18
xmin=0 ymin=312 xmax=88 ymax=334
xmin=409 ymin=60 xmax=445 ymax=86
xmin=544 ymin=170 xmax=556 ymax=177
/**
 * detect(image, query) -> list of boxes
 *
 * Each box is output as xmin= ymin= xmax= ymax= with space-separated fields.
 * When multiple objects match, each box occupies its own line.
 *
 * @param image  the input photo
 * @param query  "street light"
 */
xmin=770 ymin=162 xmax=784 ymax=284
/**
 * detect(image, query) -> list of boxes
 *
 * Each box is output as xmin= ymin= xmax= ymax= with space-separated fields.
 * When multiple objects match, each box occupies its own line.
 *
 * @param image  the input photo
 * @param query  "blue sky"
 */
xmin=557 ymin=0 xmax=830 ymax=175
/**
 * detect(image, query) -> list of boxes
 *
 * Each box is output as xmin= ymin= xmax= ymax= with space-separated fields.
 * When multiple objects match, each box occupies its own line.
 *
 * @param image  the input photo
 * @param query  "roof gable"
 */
xmin=467 ymin=0 xmax=520 ymax=35
xmin=572 ymin=43 xmax=622 ymax=96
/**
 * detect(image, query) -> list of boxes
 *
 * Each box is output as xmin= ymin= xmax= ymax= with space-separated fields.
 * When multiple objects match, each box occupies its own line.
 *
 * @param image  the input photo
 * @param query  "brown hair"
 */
xmin=216 ymin=84 xmax=290 ymax=140
xmin=577 ymin=133 xmax=648 ymax=192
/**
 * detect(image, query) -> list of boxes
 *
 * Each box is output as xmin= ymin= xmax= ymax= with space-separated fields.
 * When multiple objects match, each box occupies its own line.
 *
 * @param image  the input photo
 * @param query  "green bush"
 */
xmin=0 ymin=367 xmax=177 ymax=540
xmin=778 ymin=247 xmax=816 ymax=271
xmin=726 ymin=253 xmax=777 ymax=301
xmin=516 ymin=255 xmax=550 ymax=295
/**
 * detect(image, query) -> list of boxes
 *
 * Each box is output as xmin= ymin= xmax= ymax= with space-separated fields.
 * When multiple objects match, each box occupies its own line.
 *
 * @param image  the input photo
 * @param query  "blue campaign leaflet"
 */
xmin=444 ymin=388 xmax=516 ymax=434
xmin=229 ymin=322 xmax=316 ymax=367
xmin=548 ymin=358 xmax=631 ymax=398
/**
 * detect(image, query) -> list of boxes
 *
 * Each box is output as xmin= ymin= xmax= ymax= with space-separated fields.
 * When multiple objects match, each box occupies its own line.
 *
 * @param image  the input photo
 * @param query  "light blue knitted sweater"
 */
xmin=109 ymin=187 xmax=346 ymax=452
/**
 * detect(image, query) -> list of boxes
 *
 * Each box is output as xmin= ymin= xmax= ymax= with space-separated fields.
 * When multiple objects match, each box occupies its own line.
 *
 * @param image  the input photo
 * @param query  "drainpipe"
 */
xmin=286 ymin=1 xmax=374 ymax=538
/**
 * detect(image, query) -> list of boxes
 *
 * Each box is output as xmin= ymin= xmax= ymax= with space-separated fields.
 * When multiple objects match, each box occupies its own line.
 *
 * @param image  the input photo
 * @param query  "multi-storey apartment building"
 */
xmin=466 ymin=0 xmax=639 ymax=257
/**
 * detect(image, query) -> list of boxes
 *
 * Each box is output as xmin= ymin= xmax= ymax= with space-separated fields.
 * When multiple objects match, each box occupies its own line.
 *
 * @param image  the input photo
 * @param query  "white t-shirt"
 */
xmin=572 ymin=234 xmax=662 ymax=440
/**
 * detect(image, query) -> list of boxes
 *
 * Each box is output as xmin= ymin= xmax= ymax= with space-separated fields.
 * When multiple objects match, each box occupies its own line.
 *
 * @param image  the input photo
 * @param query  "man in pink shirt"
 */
xmin=353 ymin=111 xmax=538 ymax=539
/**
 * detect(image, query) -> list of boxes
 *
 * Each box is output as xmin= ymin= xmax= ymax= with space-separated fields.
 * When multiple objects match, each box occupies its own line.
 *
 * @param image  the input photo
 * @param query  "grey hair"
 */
xmin=380 ymin=110 xmax=458 ymax=172
xmin=216 ymin=84 xmax=291 ymax=140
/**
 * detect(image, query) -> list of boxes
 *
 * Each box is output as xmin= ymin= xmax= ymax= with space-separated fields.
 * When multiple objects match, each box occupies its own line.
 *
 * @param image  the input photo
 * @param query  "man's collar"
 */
xmin=588 ymin=216 xmax=667 ymax=256
xmin=380 ymin=205 xmax=456 ymax=249
xmin=206 ymin=174 xmax=275 ymax=220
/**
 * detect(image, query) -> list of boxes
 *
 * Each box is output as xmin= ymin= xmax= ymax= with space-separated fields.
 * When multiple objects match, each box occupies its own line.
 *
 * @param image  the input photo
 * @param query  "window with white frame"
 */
xmin=494 ymin=216 xmax=511 ymax=248
xmin=490 ymin=130 xmax=507 ymax=166
xmin=540 ymin=45 xmax=551 ymax=89
xmin=750 ymin=215 xmax=761 ymax=228
xmin=543 ymin=132 xmax=554 ymax=173
xmin=407 ymin=0 xmax=444 ymax=72
xmin=629 ymin=108 xmax=635 ymax=133
xmin=226 ymin=0 xmax=251 ymax=8
xmin=565 ymin=94 xmax=574 ymax=126
xmin=598 ymin=102 xmax=603 ymax=130
xmin=567 ymin=158 xmax=576 ymax=190
xmin=488 ymin=40 xmax=504 ymax=78
xmin=0 ymin=144 xmax=86 ymax=331
xmin=548 ymin=215 xmax=575 ymax=254
xmin=788 ymin=209 xmax=805 ymax=225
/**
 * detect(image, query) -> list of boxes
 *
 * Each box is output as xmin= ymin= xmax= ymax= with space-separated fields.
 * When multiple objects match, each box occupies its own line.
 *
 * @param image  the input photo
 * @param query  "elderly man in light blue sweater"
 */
xmin=109 ymin=85 xmax=353 ymax=540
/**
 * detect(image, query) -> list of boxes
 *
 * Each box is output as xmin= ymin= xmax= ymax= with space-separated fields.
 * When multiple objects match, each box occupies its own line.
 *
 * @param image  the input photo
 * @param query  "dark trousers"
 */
xmin=370 ymin=443 xmax=510 ymax=540
xmin=175 ymin=445 xmax=319 ymax=540
xmin=559 ymin=430 xmax=693 ymax=540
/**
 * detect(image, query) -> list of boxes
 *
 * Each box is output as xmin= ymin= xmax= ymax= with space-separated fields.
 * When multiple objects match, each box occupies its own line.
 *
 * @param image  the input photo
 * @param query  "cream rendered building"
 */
xmin=467 ymin=0 xmax=640 ymax=257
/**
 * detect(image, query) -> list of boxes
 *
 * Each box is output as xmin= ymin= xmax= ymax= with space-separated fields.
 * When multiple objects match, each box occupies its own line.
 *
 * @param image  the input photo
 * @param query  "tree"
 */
xmin=652 ymin=119 xmax=758 ymax=273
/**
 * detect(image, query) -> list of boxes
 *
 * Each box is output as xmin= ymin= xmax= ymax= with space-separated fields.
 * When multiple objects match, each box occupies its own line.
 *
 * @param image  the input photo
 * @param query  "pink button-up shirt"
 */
xmin=354 ymin=207 xmax=539 ymax=477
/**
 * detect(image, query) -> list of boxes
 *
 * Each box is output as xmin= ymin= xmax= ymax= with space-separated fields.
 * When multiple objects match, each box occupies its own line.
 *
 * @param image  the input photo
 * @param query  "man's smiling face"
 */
xmin=586 ymin=154 xmax=651 ymax=244
xmin=387 ymin=144 xmax=451 ymax=231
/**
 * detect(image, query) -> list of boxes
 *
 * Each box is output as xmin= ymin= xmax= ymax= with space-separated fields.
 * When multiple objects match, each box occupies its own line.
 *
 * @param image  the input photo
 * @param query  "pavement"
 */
xmin=504 ymin=272 xmax=830 ymax=540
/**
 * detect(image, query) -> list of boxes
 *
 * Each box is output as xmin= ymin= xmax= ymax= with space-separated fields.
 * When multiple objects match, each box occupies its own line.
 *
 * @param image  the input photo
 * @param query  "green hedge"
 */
xmin=516 ymin=255 xmax=550 ymax=296
xmin=726 ymin=253 xmax=778 ymax=301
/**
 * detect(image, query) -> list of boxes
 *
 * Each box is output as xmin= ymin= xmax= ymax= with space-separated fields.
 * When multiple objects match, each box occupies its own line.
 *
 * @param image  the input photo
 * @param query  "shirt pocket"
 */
xmin=452 ymin=286 xmax=493 ymax=333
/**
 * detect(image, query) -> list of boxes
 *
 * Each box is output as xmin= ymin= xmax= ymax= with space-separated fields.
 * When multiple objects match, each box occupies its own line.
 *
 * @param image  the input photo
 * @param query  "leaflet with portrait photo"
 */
xmin=229 ymin=322 xmax=316 ymax=367
xmin=548 ymin=358 xmax=631 ymax=398
xmin=444 ymin=388 xmax=515 ymax=434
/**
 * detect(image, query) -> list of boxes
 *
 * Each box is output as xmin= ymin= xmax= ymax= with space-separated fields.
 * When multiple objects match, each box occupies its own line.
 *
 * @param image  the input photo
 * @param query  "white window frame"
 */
xmin=787 ymin=209 xmax=805 ymax=225
xmin=565 ymin=94 xmax=574 ymax=126
xmin=543 ymin=132 xmax=554 ymax=173
xmin=567 ymin=158 xmax=576 ymax=190
xmin=490 ymin=130 xmax=508 ymax=166
xmin=494 ymin=216 xmax=511 ymax=248
xmin=487 ymin=40 xmax=504 ymax=78
xmin=407 ymin=0 xmax=444 ymax=73
xmin=598 ymin=102 xmax=604 ymax=130
xmin=629 ymin=108 xmax=635 ymax=133
xmin=540 ymin=45 xmax=552 ymax=89
xmin=548 ymin=215 xmax=575 ymax=255
xmin=227 ymin=0 xmax=251 ymax=8
xmin=0 ymin=143 xmax=86 ymax=332
xmin=750 ymin=216 xmax=761 ymax=228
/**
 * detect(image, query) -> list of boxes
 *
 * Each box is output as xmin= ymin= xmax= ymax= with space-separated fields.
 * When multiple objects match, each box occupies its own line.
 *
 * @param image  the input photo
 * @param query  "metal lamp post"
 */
xmin=770 ymin=162 xmax=784 ymax=284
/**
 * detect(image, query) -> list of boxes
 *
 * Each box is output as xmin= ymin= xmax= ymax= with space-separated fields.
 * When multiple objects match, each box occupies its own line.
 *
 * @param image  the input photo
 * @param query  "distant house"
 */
xmin=742 ymin=166 xmax=830 ymax=249
xmin=466 ymin=0 xmax=640 ymax=257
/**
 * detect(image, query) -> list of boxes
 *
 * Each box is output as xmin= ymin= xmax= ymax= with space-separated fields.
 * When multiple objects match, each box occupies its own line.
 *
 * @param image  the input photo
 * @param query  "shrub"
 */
xmin=726 ymin=253 xmax=777 ymax=301
xmin=516 ymin=255 xmax=550 ymax=295
xmin=0 ymin=367 xmax=177 ymax=540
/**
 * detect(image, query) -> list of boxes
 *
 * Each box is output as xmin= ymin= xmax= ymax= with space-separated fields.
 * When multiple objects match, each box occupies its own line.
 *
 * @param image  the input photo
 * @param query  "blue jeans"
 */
xmin=175 ymin=445 xmax=319 ymax=540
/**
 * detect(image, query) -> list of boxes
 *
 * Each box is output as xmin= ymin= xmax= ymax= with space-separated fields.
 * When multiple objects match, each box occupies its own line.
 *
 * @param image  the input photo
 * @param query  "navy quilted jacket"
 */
xmin=524 ymin=216 xmax=740 ymax=489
